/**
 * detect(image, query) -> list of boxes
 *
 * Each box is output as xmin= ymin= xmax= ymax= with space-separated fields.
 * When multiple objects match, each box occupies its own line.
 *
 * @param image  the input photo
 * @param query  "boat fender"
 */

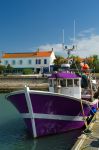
xmin=90 ymin=107 xmax=97 ymax=116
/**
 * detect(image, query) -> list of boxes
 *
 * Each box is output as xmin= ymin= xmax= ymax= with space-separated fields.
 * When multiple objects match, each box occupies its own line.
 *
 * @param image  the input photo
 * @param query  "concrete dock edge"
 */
xmin=71 ymin=111 xmax=98 ymax=150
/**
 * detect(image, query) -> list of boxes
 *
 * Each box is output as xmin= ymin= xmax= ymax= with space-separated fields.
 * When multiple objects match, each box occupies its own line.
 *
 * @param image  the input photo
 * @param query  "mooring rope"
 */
xmin=80 ymin=98 xmax=89 ymax=129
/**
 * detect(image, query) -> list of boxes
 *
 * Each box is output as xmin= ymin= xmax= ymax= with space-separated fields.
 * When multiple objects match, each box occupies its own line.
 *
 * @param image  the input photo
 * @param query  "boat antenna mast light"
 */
xmin=63 ymin=45 xmax=75 ymax=59
xmin=62 ymin=20 xmax=76 ymax=60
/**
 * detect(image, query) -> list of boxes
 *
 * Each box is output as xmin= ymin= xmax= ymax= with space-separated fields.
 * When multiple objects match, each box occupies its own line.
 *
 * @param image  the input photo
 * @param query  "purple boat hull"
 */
xmin=6 ymin=88 xmax=98 ymax=137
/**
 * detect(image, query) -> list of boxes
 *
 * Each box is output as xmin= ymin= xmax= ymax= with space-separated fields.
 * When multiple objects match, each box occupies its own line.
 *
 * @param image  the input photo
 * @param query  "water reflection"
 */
xmin=0 ymin=118 xmax=82 ymax=150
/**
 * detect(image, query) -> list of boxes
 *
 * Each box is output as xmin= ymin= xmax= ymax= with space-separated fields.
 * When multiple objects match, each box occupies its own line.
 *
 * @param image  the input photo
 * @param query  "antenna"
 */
xmin=62 ymin=29 xmax=64 ymax=44
xmin=73 ymin=19 xmax=77 ymax=50
xmin=62 ymin=21 xmax=76 ymax=61
xmin=73 ymin=19 xmax=76 ymax=44
xmin=62 ymin=29 xmax=65 ymax=49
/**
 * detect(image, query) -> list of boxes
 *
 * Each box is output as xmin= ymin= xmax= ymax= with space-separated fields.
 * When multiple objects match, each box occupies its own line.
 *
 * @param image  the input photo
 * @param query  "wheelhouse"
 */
xmin=49 ymin=71 xmax=81 ymax=99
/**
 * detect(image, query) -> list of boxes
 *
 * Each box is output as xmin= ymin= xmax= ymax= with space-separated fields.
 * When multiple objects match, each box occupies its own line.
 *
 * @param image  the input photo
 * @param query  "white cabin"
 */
xmin=49 ymin=75 xmax=81 ymax=99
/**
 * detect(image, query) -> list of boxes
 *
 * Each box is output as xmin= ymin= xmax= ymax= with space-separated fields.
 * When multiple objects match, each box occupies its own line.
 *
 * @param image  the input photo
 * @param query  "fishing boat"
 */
xmin=6 ymin=66 xmax=99 ymax=138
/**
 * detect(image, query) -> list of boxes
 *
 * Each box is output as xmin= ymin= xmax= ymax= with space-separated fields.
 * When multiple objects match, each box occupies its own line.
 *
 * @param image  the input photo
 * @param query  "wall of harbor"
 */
xmin=0 ymin=75 xmax=49 ymax=92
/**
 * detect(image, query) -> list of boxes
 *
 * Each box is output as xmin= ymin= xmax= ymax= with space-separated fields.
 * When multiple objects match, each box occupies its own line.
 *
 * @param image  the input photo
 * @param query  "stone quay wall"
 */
xmin=0 ymin=75 xmax=49 ymax=92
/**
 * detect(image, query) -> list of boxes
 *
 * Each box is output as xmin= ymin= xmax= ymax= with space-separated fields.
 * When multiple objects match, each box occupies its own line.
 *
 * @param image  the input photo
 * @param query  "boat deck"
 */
xmin=72 ymin=110 xmax=99 ymax=150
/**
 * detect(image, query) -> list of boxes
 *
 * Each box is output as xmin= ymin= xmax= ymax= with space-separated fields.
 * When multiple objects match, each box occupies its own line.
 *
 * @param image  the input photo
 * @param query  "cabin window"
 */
xmin=53 ymin=79 xmax=61 ymax=87
xmin=57 ymin=79 xmax=60 ymax=86
xmin=74 ymin=79 xmax=79 ymax=87
xmin=49 ymin=79 xmax=53 ymax=87
xmin=54 ymin=79 xmax=57 ymax=86
xmin=60 ymin=79 xmax=66 ymax=87
xmin=67 ymin=79 xmax=73 ymax=87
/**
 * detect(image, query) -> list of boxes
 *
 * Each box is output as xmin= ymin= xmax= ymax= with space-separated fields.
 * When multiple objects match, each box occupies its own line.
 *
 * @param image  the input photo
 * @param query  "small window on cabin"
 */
xmin=54 ymin=79 xmax=57 ymax=86
xmin=49 ymin=79 xmax=53 ymax=87
xmin=74 ymin=79 xmax=79 ymax=87
xmin=67 ymin=79 xmax=73 ymax=87
xmin=60 ymin=79 xmax=66 ymax=87
xmin=57 ymin=79 xmax=60 ymax=86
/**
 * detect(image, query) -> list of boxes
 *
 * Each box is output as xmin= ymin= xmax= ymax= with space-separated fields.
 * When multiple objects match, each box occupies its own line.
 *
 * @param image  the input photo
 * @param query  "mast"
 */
xmin=62 ymin=20 xmax=76 ymax=62
xmin=62 ymin=29 xmax=65 ymax=50
xmin=73 ymin=19 xmax=76 ymax=45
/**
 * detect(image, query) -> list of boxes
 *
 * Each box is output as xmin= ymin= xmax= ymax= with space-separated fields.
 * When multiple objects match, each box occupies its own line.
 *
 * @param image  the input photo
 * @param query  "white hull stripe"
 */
xmin=21 ymin=113 xmax=85 ymax=122
xmin=24 ymin=86 xmax=37 ymax=137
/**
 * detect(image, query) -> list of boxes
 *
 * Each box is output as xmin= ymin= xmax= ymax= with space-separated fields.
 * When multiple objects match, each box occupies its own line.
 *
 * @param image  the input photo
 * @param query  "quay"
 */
xmin=0 ymin=74 xmax=48 ymax=92
xmin=0 ymin=73 xmax=99 ymax=93
xmin=72 ymin=110 xmax=99 ymax=150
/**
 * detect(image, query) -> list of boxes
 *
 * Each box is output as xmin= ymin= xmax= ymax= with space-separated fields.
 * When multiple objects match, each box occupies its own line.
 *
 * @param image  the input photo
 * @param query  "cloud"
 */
xmin=78 ymin=28 xmax=95 ymax=38
xmin=39 ymin=43 xmax=65 ymax=56
xmin=76 ymin=31 xmax=99 ymax=57
xmin=38 ymin=28 xmax=99 ymax=57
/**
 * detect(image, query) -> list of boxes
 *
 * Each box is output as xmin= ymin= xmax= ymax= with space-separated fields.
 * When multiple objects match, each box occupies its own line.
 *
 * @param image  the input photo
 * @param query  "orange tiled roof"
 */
xmin=2 ymin=51 xmax=52 ymax=58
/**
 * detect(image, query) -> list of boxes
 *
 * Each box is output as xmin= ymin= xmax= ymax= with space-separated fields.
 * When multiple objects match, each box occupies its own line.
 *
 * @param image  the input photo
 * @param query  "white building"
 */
xmin=1 ymin=49 xmax=56 ymax=73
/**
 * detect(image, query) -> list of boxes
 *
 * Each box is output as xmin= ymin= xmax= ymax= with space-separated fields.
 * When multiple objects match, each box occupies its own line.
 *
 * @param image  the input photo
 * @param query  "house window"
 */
xmin=44 ymin=59 xmax=47 ymax=64
xmin=19 ymin=60 xmax=23 ymax=65
xmin=5 ymin=60 xmax=8 ymax=65
xmin=38 ymin=59 xmax=41 ymax=64
xmin=12 ymin=60 xmax=15 ymax=65
xmin=35 ymin=59 xmax=41 ymax=64
xmin=36 ymin=59 xmax=38 ymax=64
xmin=28 ymin=60 xmax=32 ymax=64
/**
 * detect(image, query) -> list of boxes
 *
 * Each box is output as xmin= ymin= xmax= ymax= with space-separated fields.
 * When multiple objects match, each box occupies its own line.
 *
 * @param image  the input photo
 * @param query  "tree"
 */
xmin=53 ymin=56 xmax=68 ymax=71
xmin=6 ymin=64 xmax=13 ymax=73
xmin=86 ymin=56 xmax=94 ymax=68
xmin=92 ymin=55 xmax=98 ymax=66
xmin=69 ymin=55 xmax=82 ymax=70
xmin=54 ymin=56 xmax=67 ymax=66
xmin=0 ymin=65 xmax=6 ymax=74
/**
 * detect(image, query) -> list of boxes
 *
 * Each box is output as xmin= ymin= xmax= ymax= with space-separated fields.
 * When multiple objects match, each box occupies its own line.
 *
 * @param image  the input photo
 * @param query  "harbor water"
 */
xmin=0 ymin=93 xmax=82 ymax=150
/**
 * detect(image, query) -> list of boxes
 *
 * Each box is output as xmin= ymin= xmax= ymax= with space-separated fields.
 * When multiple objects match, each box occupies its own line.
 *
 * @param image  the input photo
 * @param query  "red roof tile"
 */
xmin=2 ymin=51 xmax=52 ymax=58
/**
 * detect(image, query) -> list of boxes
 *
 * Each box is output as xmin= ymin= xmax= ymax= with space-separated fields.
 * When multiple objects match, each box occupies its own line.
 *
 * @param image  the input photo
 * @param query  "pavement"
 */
xmin=72 ymin=111 xmax=99 ymax=150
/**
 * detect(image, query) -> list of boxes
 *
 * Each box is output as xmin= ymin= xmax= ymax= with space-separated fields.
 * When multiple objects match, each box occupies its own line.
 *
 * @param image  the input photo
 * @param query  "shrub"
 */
xmin=22 ymin=68 xmax=33 ymax=74
xmin=0 ymin=65 xmax=6 ymax=74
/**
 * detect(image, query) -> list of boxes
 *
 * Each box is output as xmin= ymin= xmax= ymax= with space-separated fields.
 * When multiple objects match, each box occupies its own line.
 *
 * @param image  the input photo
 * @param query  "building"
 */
xmin=1 ymin=49 xmax=56 ymax=73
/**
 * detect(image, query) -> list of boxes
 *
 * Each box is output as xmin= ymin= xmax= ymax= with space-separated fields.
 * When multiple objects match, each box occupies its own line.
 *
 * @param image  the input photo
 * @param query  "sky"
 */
xmin=0 ymin=0 xmax=99 ymax=57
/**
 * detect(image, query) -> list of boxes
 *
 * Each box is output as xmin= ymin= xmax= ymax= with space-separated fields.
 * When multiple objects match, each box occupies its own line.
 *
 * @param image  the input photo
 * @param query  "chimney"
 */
xmin=37 ymin=48 xmax=40 ymax=52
